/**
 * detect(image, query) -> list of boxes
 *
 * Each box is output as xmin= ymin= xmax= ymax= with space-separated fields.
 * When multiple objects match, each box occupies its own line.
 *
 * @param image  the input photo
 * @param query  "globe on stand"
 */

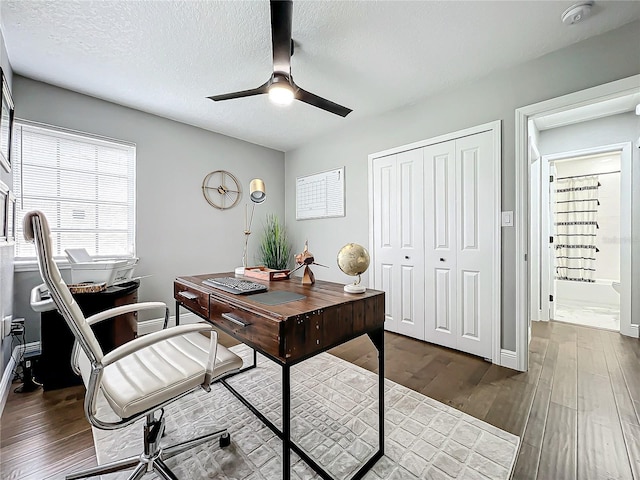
xmin=337 ymin=243 xmax=370 ymax=294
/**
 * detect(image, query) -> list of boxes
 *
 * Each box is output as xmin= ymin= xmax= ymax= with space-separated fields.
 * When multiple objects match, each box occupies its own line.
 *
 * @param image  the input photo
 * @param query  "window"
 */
xmin=13 ymin=121 xmax=136 ymax=261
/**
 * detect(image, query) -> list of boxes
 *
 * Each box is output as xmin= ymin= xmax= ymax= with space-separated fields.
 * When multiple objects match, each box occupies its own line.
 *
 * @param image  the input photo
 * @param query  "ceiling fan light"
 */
xmin=268 ymin=82 xmax=294 ymax=106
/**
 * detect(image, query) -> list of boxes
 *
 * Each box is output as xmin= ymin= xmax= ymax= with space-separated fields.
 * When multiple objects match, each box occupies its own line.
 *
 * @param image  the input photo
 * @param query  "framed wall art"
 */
xmin=0 ymin=67 xmax=15 ymax=173
xmin=0 ymin=180 xmax=8 ymax=243
xmin=6 ymin=190 xmax=15 ymax=243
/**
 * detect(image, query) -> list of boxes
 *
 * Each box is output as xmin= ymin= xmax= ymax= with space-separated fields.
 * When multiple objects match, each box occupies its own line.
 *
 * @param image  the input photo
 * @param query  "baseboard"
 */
xmin=500 ymin=348 xmax=519 ymax=370
xmin=136 ymin=311 xmax=200 ymax=336
xmin=0 ymin=341 xmax=41 ymax=417
xmin=621 ymin=323 xmax=639 ymax=338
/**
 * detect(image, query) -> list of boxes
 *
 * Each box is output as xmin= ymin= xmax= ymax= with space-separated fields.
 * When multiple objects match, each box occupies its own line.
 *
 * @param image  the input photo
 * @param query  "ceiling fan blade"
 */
xmin=295 ymin=87 xmax=352 ymax=117
xmin=271 ymin=0 xmax=293 ymax=75
xmin=208 ymin=82 xmax=269 ymax=101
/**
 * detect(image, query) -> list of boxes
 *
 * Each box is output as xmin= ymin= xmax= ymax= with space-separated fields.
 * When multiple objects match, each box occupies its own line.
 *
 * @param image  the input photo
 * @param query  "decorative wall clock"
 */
xmin=201 ymin=170 xmax=241 ymax=210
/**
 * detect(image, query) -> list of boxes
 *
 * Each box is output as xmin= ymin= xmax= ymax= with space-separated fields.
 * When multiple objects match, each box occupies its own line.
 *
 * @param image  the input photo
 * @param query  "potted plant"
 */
xmin=258 ymin=214 xmax=291 ymax=271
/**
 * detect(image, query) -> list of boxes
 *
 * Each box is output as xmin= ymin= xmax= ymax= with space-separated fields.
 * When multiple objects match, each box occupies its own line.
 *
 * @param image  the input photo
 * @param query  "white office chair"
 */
xmin=24 ymin=210 xmax=243 ymax=480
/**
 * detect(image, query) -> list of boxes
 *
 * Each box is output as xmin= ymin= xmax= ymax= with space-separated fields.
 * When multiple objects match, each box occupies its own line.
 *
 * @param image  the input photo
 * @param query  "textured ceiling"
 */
xmin=2 ymin=1 xmax=639 ymax=152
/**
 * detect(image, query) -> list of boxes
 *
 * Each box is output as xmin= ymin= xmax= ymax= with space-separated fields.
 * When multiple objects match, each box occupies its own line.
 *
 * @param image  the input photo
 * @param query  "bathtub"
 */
xmin=555 ymin=279 xmax=620 ymax=308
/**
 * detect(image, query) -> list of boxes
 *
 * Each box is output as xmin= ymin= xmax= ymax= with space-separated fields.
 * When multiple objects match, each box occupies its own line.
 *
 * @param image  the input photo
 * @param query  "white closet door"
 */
xmin=455 ymin=131 xmax=495 ymax=358
xmin=372 ymin=154 xmax=398 ymax=333
xmin=372 ymin=149 xmax=425 ymax=339
xmin=424 ymin=141 xmax=458 ymax=349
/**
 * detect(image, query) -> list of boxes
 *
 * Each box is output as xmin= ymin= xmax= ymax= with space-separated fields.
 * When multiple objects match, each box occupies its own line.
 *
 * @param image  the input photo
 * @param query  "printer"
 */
xmin=65 ymin=248 xmax=137 ymax=286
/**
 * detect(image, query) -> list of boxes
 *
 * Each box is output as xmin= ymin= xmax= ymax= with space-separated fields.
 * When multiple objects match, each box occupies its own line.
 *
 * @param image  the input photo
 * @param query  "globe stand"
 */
xmin=344 ymin=283 xmax=366 ymax=294
xmin=344 ymin=274 xmax=366 ymax=294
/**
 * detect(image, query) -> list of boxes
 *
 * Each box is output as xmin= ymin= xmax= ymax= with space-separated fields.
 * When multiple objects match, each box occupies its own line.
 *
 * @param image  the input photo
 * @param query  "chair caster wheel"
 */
xmin=220 ymin=432 xmax=231 ymax=448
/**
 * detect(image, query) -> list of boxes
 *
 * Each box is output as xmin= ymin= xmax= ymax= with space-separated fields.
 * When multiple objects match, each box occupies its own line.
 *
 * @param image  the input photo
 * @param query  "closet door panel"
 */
xmin=373 ymin=155 xmax=399 ymax=333
xmin=395 ymin=149 xmax=425 ymax=340
xmin=381 ymin=263 xmax=394 ymax=327
xmin=435 ymin=268 xmax=453 ymax=333
xmin=455 ymin=131 xmax=495 ymax=358
xmin=424 ymin=141 xmax=458 ymax=349
xmin=373 ymin=150 xmax=424 ymax=339
xmin=461 ymin=270 xmax=480 ymax=338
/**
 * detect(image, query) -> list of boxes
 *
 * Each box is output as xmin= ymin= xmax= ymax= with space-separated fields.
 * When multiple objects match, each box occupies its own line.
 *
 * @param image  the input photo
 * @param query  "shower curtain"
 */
xmin=554 ymin=176 xmax=599 ymax=282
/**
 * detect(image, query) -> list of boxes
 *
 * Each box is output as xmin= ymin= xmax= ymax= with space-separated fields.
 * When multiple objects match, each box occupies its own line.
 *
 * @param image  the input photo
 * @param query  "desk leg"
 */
xmin=368 ymin=328 xmax=385 ymax=457
xmin=282 ymin=364 xmax=291 ymax=480
xmin=175 ymin=302 xmax=180 ymax=326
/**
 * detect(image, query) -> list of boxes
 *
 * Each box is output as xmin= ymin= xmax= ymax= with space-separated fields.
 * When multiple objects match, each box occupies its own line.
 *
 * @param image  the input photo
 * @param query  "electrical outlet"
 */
xmin=2 ymin=316 xmax=12 ymax=338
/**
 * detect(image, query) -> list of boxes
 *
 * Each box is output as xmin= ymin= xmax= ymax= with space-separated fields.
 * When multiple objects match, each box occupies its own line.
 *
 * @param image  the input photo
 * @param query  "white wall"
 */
xmin=284 ymin=21 xmax=640 ymax=352
xmin=12 ymin=77 xmax=285 ymax=343
xmin=553 ymin=154 xmax=621 ymax=282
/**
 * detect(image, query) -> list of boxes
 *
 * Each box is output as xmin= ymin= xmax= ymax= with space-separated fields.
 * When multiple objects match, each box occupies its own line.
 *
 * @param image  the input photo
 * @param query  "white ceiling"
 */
xmin=2 ymin=1 xmax=639 ymax=152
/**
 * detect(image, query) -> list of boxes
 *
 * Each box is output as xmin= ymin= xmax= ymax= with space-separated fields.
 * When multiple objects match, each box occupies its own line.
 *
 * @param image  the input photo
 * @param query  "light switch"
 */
xmin=501 ymin=211 xmax=514 ymax=227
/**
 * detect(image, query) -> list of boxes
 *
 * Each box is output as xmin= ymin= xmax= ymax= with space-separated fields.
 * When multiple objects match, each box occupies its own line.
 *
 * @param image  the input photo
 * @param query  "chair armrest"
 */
xmin=30 ymin=283 xmax=56 ymax=313
xmin=72 ymin=302 xmax=170 ymax=374
xmin=102 ymin=323 xmax=213 ymax=367
xmin=85 ymin=302 xmax=167 ymax=326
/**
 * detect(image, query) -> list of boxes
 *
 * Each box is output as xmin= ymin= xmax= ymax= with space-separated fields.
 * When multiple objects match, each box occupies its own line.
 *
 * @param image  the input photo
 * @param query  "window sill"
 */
xmin=14 ymin=256 xmax=136 ymax=273
xmin=14 ymin=260 xmax=71 ymax=273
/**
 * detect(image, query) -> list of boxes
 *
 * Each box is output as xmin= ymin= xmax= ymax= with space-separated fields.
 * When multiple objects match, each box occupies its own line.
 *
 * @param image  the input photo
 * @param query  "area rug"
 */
xmin=92 ymin=345 xmax=519 ymax=480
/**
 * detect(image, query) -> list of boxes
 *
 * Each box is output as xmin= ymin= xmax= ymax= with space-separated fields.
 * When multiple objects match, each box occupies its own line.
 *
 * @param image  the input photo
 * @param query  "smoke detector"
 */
xmin=562 ymin=2 xmax=594 ymax=25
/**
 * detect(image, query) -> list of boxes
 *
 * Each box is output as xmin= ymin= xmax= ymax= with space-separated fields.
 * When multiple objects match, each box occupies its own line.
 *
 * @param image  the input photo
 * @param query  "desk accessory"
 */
xmin=235 ymin=178 xmax=267 ymax=275
xmin=244 ymin=266 xmax=290 ymax=281
xmin=337 ymin=243 xmax=370 ymax=293
xmin=293 ymin=240 xmax=327 ymax=284
xmin=203 ymin=277 xmax=268 ymax=295
xmin=250 ymin=291 xmax=306 ymax=305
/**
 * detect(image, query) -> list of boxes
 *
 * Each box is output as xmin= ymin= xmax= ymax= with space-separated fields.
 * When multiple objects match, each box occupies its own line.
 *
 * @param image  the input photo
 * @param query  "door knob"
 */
xmin=405 ymin=256 xmax=410 ymax=259
xmin=440 ymin=258 xmax=445 ymax=262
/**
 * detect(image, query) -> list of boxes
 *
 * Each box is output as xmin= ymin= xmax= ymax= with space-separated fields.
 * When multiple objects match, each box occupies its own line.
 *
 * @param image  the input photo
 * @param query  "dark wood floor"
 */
xmin=1 ymin=321 xmax=639 ymax=479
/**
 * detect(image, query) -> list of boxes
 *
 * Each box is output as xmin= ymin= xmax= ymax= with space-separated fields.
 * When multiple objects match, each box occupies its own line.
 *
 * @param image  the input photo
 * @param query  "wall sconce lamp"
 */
xmin=235 ymin=178 xmax=266 ymax=275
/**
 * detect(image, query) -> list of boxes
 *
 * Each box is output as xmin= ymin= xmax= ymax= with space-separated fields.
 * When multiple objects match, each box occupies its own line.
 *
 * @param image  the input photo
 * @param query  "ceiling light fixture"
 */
xmin=268 ymin=75 xmax=295 ymax=106
xmin=561 ymin=1 xmax=594 ymax=25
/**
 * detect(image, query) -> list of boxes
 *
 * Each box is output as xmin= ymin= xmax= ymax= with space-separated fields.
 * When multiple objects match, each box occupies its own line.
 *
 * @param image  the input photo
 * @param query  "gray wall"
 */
xmin=13 ymin=77 xmax=285 ymax=343
xmin=0 ymin=28 xmax=14 ymax=374
xmin=538 ymin=112 xmax=640 ymax=323
xmin=284 ymin=21 xmax=640 ymax=352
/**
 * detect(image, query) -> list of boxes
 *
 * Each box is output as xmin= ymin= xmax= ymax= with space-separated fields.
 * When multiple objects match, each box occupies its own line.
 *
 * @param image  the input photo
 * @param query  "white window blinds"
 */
xmin=13 ymin=121 xmax=136 ymax=260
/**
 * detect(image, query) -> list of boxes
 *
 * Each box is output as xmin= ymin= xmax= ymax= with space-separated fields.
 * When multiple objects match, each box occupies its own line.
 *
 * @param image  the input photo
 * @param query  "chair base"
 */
xmin=66 ymin=413 xmax=231 ymax=480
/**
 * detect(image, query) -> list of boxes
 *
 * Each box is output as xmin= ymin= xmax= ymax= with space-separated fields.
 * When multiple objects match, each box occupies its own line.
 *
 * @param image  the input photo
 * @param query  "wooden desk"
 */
xmin=174 ymin=273 xmax=385 ymax=480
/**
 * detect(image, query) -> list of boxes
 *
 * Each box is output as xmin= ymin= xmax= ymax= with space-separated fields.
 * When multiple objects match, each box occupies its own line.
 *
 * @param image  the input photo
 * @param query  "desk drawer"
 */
xmin=209 ymin=297 xmax=281 ymax=359
xmin=174 ymin=281 xmax=209 ymax=318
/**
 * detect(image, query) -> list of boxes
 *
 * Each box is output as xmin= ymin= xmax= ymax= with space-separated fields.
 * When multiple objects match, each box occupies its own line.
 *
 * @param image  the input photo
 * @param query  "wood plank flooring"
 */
xmin=1 ymin=321 xmax=639 ymax=479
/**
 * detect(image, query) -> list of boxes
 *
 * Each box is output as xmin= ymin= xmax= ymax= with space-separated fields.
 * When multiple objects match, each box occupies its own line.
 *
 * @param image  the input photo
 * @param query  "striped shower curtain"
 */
xmin=554 ymin=176 xmax=599 ymax=282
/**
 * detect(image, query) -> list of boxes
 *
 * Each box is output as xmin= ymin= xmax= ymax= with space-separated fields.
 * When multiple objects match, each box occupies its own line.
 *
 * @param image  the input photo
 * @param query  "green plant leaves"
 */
xmin=258 ymin=214 xmax=292 ymax=270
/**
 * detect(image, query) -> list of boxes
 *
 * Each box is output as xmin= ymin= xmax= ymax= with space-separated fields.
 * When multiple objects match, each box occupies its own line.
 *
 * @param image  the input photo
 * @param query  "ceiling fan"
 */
xmin=207 ymin=0 xmax=352 ymax=117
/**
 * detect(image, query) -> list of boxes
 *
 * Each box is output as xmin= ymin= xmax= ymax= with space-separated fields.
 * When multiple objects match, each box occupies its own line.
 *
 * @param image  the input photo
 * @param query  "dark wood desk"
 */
xmin=174 ymin=273 xmax=385 ymax=480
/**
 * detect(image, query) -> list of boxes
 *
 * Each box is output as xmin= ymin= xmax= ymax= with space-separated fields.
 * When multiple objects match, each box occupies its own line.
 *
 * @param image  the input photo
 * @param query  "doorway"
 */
xmin=515 ymin=74 xmax=639 ymax=371
xmin=532 ymin=149 xmax=625 ymax=332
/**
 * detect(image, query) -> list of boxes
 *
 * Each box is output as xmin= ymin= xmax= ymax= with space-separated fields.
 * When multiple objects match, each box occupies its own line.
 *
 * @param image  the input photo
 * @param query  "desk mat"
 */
xmin=249 ymin=290 xmax=306 ymax=305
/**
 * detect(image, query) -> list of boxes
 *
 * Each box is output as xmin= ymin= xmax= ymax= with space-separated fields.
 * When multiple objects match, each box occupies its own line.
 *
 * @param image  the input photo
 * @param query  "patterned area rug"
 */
xmin=92 ymin=345 xmax=519 ymax=479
